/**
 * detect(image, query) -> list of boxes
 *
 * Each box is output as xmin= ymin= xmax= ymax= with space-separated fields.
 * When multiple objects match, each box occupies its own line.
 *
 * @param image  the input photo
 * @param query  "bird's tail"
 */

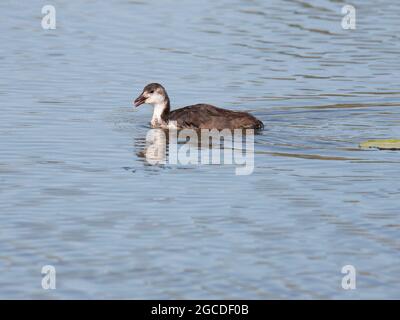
xmin=253 ymin=119 xmax=264 ymax=131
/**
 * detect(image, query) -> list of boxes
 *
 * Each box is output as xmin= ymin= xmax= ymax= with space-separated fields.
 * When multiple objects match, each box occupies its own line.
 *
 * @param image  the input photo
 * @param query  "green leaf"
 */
xmin=359 ymin=139 xmax=400 ymax=150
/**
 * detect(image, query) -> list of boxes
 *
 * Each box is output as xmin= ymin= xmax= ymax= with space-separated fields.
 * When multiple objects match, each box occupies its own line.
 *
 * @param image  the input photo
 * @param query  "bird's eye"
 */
xmin=149 ymin=90 xmax=154 ymax=94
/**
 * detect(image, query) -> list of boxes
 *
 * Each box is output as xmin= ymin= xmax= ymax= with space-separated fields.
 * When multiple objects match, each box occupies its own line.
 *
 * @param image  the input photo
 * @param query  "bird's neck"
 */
xmin=151 ymin=97 xmax=170 ymax=127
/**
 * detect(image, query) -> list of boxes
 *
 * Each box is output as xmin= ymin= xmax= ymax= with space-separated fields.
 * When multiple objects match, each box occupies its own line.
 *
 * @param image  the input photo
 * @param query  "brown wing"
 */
xmin=169 ymin=104 xmax=263 ymax=130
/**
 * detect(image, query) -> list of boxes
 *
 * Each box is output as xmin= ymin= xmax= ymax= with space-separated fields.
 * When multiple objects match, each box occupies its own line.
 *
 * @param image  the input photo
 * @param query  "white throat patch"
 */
xmin=151 ymin=103 xmax=167 ymax=127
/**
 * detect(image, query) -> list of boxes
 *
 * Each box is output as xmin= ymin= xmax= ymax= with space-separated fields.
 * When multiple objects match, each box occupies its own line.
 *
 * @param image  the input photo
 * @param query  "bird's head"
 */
xmin=133 ymin=83 xmax=168 ymax=107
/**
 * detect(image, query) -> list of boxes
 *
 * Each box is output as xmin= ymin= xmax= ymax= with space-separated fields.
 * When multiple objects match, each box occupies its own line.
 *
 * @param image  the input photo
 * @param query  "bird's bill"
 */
xmin=134 ymin=94 xmax=146 ymax=107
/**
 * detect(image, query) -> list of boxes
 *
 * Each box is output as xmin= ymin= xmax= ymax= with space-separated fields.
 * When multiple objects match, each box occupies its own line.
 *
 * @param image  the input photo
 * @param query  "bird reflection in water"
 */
xmin=135 ymin=128 xmax=255 ymax=175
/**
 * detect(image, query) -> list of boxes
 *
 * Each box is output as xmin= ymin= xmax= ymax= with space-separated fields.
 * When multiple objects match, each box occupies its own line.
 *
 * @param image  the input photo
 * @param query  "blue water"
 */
xmin=0 ymin=0 xmax=399 ymax=299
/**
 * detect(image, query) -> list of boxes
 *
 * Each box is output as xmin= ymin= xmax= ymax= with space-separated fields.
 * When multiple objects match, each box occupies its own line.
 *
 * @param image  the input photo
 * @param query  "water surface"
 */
xmin=0 ymin=0 xmax=399 ymax=298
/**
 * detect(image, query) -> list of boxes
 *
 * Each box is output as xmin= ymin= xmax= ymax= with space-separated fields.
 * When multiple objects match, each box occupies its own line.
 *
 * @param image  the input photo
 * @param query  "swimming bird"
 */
xmin=133 ymin=83 xmax=264 ymax=130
